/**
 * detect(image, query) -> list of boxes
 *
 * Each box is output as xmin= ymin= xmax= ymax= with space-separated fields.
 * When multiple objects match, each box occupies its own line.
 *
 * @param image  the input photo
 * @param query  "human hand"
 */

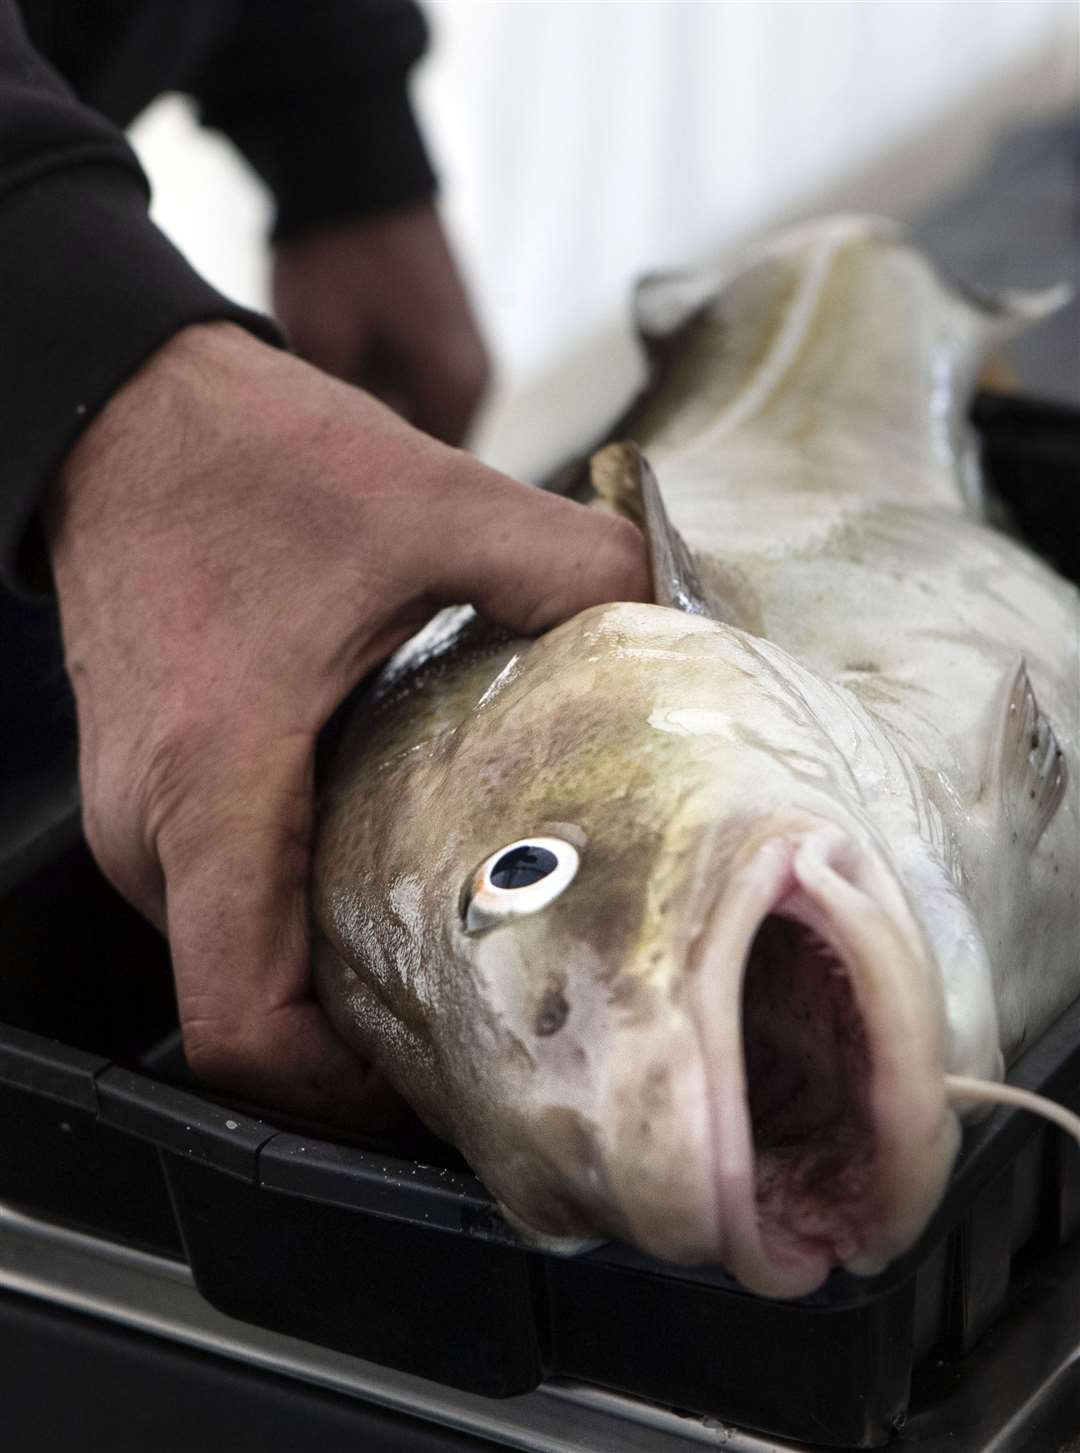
xmin=46 ymin=323 xmax=648 ymax=1124
xmin=272 ymin=202 xmax=490 ymax=446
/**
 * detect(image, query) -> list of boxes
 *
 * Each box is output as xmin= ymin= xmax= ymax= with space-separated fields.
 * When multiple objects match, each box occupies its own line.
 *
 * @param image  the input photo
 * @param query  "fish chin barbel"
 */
xmin=312 ymin=216 xmax=1079 ymax=1298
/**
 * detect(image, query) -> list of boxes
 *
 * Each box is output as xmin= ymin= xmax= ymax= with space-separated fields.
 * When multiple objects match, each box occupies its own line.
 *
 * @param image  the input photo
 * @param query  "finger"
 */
xmin=156 ymin=730 xmax=395 ymax=1126
xmin=410 ymin=464 xmax=652 ymax=635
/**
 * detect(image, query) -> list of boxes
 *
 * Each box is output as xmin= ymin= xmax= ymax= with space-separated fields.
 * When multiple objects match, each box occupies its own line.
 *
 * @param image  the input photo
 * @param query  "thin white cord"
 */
xmin=945 ymin=1074 xmax=1080 ymax=1148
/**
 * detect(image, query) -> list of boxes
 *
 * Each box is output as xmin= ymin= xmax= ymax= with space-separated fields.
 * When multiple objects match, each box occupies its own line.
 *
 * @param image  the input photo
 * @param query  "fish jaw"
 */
xmin=613 ymin=814 xmax=958 ymax=1297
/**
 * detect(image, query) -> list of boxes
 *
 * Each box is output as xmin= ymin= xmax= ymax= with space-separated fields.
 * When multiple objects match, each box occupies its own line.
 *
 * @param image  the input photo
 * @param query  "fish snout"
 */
xmin=683 ymin=816 xmax=956 ymax=1295
xmin=604 ymin=819 xmax=959 ymax=1296
xmin=498 ymin=817 xmax=958 ymax=1295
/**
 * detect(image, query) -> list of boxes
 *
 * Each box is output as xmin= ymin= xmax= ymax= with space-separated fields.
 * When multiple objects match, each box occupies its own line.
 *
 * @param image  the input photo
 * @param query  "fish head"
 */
xmin=314 ymin=601 xmax=961 ymax=1297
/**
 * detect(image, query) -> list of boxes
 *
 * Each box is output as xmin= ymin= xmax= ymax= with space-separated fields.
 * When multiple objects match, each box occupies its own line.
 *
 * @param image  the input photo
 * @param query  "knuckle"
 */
xmin=182 ymin=1019 xmax=251 ymax=1089
xmin=182 ymin=1012 xmax=281 ymax=1101
xmin=78 ymin=707 xmax=229 ymax=911
xmin=134 ymin=715 xmax=224 ymax=869
xmin=140 ymin=725 xmax=202 ymax=832
xmin=79 ymin=746 xmax=166 ymax=916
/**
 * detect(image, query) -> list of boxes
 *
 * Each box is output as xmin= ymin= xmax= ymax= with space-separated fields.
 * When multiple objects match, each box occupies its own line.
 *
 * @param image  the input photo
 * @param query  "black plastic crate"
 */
xmin=1 ymin=390 xmax=1079 ymax=1448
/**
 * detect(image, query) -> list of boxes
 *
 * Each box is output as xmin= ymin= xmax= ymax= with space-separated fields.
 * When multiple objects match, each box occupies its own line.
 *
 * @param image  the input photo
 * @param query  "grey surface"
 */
xmin=0 ymin=1201 xmax=784 ymax=1453
xmin=5 ymin=1196 xmax=1080 ymax=1453
xmin=914 ymin=114 xmax=1080 ymax=405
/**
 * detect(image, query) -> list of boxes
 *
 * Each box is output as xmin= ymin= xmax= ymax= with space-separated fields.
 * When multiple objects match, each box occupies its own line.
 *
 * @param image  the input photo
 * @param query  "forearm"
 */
xmin=0 ymin=0 xmax=280 ymax=590
xmin=191 ymin=0 xmax=436 ymax=243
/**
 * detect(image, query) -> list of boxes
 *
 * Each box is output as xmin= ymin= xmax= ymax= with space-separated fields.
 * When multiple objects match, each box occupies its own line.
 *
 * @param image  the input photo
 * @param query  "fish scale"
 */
xmin=312 ymin=216 xmax=1079 ymax=1298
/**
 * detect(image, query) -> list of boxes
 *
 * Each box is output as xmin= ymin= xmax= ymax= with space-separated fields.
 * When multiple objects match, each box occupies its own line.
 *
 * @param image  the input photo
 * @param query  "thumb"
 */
xmin=155 ymin=729 xmax=401 ymax=1127
xmin=417 ymin=464 xmax=651 ymax=635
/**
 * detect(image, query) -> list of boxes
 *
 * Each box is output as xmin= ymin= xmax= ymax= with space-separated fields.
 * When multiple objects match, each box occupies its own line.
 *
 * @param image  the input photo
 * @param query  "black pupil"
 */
xmin=490 ymin=845 xmax=558 ymax=890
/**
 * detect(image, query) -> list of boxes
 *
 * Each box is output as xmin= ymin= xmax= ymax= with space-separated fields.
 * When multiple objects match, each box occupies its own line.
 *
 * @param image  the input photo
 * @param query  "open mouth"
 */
xmin=683 ymin=820 xmax=956 ymax=1298
xmin=742 ymin=906 xmax=876 ymax=1270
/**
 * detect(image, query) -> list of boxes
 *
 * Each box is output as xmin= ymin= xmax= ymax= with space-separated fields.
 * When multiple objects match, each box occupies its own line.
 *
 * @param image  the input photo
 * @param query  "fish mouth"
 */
xmin=681 ymin=816 xmax=957 ymax=1298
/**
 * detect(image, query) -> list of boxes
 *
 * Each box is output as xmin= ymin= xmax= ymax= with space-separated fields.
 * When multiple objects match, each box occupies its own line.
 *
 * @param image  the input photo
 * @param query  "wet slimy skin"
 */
xmin=313 ymin=219 xmax=1078 ymax=1297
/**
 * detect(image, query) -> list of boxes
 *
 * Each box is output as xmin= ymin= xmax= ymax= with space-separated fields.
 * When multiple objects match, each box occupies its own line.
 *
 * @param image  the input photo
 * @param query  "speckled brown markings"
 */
xmin=311 ymin=218 xmax=1078 ymax=1298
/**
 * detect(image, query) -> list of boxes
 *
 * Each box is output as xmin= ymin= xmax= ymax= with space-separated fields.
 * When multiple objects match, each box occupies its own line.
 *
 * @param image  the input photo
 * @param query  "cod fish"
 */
xmin=313 ymin=217 xmax=1079 ymax=1298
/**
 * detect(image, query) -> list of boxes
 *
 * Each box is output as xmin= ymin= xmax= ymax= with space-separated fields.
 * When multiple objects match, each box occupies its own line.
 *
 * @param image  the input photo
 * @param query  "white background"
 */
xmin=131 ymin=1 xmax=1078 ymax=474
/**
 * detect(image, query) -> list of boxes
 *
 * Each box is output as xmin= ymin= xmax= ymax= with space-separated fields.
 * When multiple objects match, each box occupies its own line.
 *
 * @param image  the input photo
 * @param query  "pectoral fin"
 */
xmin=987 ymin=659 xmax=1067 ymax=848
xmin=591 ymin=442 xmax=710 ymax=616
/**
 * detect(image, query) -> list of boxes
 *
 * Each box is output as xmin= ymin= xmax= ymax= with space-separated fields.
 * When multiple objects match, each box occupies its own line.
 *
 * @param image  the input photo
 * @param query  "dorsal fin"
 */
xmin=986 ymin=659 xmax=1067 ymax=848
xmin=591 ymin=442 xmax=710 ymax=616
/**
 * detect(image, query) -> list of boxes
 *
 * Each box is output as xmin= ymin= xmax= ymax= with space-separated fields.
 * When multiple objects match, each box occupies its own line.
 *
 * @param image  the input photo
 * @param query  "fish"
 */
xmin=311 ymin=215 xmax=1079 ymax=1298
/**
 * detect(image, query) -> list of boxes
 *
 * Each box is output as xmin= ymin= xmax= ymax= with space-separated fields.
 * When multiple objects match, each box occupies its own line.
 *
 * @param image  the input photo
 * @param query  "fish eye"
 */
xmin=465 ymin=837 xmax=580 ymax=933
xmin=490 ymin=844 xmax=558 ymax=888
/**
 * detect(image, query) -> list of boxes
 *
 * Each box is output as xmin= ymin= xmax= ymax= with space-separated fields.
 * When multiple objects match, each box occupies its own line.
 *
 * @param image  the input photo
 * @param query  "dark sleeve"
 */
xmin=192 ymin=0 xmax=437 ymax=245
xmin=0 ymin=0 xmax=282 ymax=590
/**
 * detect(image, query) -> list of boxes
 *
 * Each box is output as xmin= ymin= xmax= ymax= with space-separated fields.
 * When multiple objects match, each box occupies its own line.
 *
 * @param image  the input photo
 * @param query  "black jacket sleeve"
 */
xmin=192 ymin=0 xmax=437 ymax=244
xmin=0 ymin=0 xmax=281 ymax=590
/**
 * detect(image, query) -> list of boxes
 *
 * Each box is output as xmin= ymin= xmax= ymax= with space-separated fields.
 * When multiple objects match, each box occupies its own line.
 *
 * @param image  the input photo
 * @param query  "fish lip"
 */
xmin=687 ymin=813 xmax=954 ymax=1298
